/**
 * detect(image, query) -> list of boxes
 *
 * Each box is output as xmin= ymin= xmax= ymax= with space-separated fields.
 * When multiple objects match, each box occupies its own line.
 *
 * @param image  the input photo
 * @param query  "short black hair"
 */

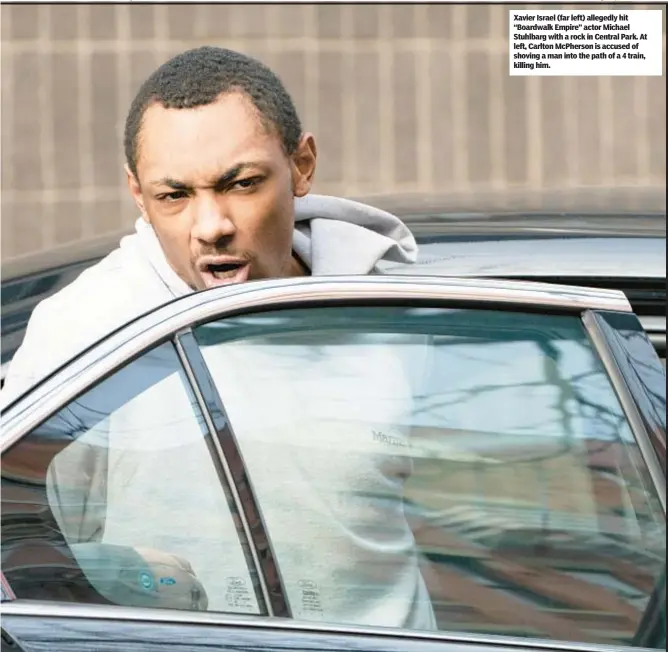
xmin=124 ymin=46 xmax=303 ymax=179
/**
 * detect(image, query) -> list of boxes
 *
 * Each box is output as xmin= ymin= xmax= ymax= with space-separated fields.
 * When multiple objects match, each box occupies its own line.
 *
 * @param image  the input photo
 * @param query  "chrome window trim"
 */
xmin=176 ymin=330 xmax=290 ymax=618
xmin=582 ymin=310 xmax=667 ymax=515
xmin=1 ymin=275 xmax=631 ymax=453
xmin=0 ymin=600 xmax=656 ymax=652
xmin=172 ymin=336 xmax=273 ymax=618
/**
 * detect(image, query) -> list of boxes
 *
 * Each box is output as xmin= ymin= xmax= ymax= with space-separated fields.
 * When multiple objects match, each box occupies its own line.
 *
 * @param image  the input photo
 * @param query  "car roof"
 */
xmin=393 ymin=211 xmax=667 ymax=280
xmin=383 ymin=235 xmax=666 ymax=279
xmin=401 ymin=210 xmax=666 ymax=238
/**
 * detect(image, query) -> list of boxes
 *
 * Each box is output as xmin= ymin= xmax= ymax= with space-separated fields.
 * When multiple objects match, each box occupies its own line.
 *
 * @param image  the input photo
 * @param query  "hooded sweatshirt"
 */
xmin=2 ymin=195 xmax=436 ymax=630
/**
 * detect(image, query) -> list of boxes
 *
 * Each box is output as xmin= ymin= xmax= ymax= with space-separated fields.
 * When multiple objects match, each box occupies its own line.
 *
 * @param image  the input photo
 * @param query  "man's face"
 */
xmin=126 ymin=92 xmax=316 ymax=291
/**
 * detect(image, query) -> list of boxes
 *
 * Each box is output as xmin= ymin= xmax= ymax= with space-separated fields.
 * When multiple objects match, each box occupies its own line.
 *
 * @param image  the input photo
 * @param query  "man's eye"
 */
xmin=233 ymin=177 xmax=261 ymax=190
xmin=157 ymin=191 xmax=187 ymax=202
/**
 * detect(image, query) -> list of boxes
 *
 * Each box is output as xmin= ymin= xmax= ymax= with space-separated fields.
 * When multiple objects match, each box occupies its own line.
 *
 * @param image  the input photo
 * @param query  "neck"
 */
xmin=288 ymin=251 xmax=310 ymax=277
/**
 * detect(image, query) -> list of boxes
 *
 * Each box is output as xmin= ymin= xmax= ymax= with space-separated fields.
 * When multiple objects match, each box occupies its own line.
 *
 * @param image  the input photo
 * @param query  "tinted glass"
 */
xmin=1 ymin=342 xmax=265 ymax=616
xmin=194 ymin=306 xmax=666 ymax=647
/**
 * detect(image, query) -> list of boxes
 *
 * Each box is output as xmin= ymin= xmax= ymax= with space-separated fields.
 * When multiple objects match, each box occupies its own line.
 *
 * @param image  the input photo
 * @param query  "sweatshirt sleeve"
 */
xmin=1 ymin=281 xmax=120 ymax=411
xmin=1 ymin=300 xmax=59 ymax=410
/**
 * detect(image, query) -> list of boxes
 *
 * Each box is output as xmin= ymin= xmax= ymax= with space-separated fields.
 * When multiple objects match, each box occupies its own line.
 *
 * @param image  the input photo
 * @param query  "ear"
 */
xmin=125 ymin=164 xmax=148 ymax=222
xmin=290 ymin=133 xmax=317 ymax=198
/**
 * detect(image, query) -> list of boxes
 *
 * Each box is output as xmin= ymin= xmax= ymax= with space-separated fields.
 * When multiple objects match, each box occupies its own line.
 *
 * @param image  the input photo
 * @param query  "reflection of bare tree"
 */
xmin=411 ymin=338 xmax=629 ymax=467
xmin=35 ymin=370 xmax=209 ymax=444
xmin=401 ymin=324 xmax=665 ymax=644
xmin=611 ymin=327 xmax=666 ymax=422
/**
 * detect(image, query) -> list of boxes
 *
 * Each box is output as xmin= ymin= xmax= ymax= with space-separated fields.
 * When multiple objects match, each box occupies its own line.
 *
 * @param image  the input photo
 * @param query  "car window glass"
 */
xmin=194 ymin=306 xmax=666 ymax=647
xmin=1 ymin=342 xmax=265 ymax=616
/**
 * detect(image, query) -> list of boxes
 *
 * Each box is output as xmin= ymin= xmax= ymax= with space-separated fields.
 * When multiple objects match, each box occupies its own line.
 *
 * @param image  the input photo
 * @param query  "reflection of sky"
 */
xmin=409 ymin=337 xmax=632 ymax=449
xmin=34 ymin=343 xmax=207 ymax=447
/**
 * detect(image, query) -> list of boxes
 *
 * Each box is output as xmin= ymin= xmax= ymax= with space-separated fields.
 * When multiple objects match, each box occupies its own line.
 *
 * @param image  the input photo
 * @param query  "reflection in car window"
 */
xmin=194 ymin=307 xmax=666 ymax=647
xmin=1 ymin=342 xmax=264 ymax=616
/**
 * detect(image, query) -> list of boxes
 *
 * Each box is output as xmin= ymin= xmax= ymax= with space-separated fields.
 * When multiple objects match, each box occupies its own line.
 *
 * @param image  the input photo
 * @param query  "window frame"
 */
xmin=0 ymin=597 xmax=664 ymax=652
xmin=3 ymin=601 xmax=655 ymax=652
xmin=1 ymin=275 xmax=665 ymax=651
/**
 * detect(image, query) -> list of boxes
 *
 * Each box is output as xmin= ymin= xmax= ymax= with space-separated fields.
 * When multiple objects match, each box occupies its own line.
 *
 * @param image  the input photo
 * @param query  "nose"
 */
xmin=191 ymin=193 xmax=236 ymax=244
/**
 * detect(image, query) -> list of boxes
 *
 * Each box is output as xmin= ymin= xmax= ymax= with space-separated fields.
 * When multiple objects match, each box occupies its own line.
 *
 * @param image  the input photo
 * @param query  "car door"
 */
xmin=1 ymin=276 xmax=665 ymax=652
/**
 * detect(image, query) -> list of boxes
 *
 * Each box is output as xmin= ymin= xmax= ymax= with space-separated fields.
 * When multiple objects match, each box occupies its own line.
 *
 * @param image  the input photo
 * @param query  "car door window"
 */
xmin=193 ymin=306 xmax=666 ymax=647
xmin=1 ymin=341 xmax=265 ymax=616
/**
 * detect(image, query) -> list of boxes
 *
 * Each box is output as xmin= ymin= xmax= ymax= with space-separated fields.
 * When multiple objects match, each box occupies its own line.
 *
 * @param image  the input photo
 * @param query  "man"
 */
xmin=2 ymin=47 xmax=435 ymax=629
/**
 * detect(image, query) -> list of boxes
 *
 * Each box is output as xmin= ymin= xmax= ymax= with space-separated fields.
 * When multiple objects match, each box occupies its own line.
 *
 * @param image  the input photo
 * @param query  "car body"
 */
xmin=1 ymin=274 xmax=665 ymax=651
xmin=2 ymin=211 xmax=665 ymax=388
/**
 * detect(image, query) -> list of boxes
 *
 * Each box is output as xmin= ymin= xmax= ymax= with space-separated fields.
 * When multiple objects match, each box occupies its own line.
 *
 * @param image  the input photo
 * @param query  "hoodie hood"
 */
xmin=133 ymin=194 xmax=419 ymax=298
xmin=292 ymin=194 xmax=418 ymax=275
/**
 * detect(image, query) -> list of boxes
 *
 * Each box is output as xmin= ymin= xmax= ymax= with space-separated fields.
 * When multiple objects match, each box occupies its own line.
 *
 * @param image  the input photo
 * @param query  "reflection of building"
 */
xmin=2 ymin=4 xmax=665 ymax=261
xmin=2 ymin=425 xmax=663 ymax=645
xmin=406 ymin=429 xmax=664 ymax=645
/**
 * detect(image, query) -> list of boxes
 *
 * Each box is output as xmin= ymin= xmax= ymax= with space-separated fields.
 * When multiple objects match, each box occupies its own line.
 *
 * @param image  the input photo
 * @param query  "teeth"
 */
xmin=212 ymin=269 xmax=234 ymax=278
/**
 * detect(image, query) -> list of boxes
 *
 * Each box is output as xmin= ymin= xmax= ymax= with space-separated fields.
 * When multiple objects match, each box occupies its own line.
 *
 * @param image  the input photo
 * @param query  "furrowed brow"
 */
xmin=149 ymin=177 xmax=193 ymax=191
xmin=212 ymin=163 xmax=256 ymax=191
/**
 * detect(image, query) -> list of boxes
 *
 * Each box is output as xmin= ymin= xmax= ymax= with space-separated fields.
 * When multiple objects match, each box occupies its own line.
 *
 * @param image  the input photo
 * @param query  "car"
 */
xmin=2 ymin=211 xmax=665 ymax=389
xmin=1 ymin=273 xmax=665 ymax=651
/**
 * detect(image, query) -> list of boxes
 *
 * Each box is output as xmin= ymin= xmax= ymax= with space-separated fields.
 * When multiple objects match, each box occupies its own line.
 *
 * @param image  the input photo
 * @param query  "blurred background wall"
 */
xmin=1 ymin=3 xmax=666 ymax=262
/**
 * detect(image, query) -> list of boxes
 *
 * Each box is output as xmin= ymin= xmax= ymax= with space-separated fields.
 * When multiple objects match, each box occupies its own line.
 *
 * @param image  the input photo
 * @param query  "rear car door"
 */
xmin=1 ymin=276 xmax=665 ymax=651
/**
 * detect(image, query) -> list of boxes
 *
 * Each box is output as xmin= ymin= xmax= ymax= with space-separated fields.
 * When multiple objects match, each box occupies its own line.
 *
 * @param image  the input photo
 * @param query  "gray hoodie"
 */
xmin=2 ymin=194 xmax=436 ymax=631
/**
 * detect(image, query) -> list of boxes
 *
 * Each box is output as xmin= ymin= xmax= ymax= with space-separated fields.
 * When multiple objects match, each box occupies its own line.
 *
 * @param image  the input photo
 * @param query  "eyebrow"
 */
xmin=148 ymin=163 xmax=261 ymax=191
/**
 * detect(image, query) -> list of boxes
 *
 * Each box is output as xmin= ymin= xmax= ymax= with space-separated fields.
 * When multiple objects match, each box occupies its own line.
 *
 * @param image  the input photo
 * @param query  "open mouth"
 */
xmin=209 ymin=262 xmax=244 ymax=276
xmin=201 ymin=260 xmax=250 ymax=287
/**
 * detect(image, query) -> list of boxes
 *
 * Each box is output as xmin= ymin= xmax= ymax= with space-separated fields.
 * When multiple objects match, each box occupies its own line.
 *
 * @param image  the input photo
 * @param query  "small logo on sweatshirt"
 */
xmin=372 ymin=430 xmax=408 ymax=448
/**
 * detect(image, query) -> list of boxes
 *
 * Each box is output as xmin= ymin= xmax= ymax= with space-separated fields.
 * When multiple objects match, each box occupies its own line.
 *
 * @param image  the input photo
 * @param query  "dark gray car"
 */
xmin=1 ymin=271 xmax=665 ymax=651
